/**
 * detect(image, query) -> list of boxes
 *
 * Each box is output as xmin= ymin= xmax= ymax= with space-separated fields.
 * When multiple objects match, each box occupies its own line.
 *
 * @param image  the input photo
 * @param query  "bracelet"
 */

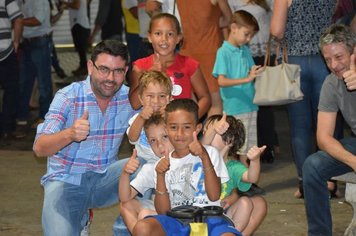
xmin=203 ymin=165 xmax=214 ymax=173
xmin=155 ymin=189 xmax=169 ymax=195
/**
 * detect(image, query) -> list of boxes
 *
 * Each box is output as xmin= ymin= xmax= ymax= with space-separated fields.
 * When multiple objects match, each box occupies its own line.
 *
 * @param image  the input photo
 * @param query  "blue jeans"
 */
xmin=42 ymin=157 xmax=145 ymax=235
xmin=18 ymin=36 xmax=52 ymax=120
xmin=286 ymin=54 xmax=330 ymax=179
xmin=302 ymin=137 xmax=356 ymax=235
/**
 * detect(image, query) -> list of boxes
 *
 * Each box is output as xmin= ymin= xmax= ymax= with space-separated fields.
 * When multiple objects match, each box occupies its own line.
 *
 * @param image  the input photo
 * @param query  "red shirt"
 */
xmin=134 ymin=54 xmax=199 ymax=99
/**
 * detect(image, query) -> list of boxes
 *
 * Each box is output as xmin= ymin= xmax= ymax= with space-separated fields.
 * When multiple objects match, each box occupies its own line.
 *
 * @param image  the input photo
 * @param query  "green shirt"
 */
xmin=221 ymin=160 xmax=252 ymax=199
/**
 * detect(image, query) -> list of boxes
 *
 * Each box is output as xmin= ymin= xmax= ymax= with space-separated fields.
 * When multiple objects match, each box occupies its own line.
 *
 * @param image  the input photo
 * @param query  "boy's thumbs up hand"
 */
xmin=343 ymin=53 xmax=356 ymax=90
xmin=124 ymin=149 xmax=140 ymax=174
xmin=70 ymin=110 xmax=90 ymax=142
xmin=189 ymin=131 xmax=207 ymax=158
xmin=156 ymin=152 xmax=170 ymax=175
xmin=214 ymin=112 xmax=229 ymax=135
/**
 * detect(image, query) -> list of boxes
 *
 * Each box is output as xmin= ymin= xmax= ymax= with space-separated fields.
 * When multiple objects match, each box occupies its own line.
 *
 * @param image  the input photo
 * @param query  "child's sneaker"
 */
xmin=80 ymin=209 xmax=93 ymax=236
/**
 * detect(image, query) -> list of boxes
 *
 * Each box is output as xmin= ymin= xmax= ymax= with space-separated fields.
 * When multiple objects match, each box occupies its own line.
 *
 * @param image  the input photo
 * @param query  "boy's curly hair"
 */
xmin=205 ymin=115 xmax=245 ymax=156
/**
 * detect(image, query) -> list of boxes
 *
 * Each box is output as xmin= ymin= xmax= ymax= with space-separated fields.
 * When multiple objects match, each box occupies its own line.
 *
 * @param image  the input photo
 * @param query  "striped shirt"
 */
xmin=0 ymin=0 xmax=22 ymax=61
xmin=36 ymin=76 xmax=137 ymax=185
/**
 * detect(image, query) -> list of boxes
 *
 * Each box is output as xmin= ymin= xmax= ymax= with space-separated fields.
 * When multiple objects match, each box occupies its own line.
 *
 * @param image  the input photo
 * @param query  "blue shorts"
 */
xmin=148 ymin=214 xmax=242 ymax=236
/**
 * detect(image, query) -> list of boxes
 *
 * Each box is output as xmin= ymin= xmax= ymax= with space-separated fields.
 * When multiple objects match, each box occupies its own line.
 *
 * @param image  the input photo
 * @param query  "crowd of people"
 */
xmin=0 ymin=0 xmax=356 ymax=236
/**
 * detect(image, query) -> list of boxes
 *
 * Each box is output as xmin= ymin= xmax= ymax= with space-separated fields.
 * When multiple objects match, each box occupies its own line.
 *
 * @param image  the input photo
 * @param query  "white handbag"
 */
xmin=253 ymin=38 xmax=304 ymax=106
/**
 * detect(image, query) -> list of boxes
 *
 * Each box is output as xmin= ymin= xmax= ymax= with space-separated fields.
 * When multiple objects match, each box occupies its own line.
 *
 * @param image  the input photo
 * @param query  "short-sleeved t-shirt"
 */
xmin=134 ymin=54 xmax=199 ymax=99
xmin=213 ymin=41 xmax=258 ymax=115
xmin=221 ymin=160 xmax=251 ymax=199
xmin=319 ymin=73 xmax=356 ymax=135
xmin=155 ymin=145 xmax=229 ymax=208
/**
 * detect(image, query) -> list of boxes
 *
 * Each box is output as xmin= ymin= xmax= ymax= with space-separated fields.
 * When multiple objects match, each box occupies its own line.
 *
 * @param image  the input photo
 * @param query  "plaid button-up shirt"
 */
xmin=36 ymin=76 xmax=136 ymax=185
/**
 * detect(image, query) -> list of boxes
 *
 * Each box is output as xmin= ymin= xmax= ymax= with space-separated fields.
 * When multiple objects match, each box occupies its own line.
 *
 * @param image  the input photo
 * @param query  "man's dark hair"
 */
xmin=165 ymin=99 xmax=199 ymax=124
xmin=90 ymin=40 xmax=129 ymax=64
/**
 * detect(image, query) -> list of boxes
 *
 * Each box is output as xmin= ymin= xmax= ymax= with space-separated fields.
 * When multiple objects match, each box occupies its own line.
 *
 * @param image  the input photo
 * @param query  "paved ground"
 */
xmin=0 ymin=48 xmax=353 ymax=235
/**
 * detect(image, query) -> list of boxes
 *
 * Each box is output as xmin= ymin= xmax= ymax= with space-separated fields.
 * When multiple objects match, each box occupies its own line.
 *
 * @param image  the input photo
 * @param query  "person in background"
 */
xmin=33 ymin=40 xmax=138 ymax=235
xmin=213 ymin=10 xmax=263 ymax=167
xmin=125 ymin=0 xmax=154 ymax=59
xmin=88 ymin=0 xmax=124 ymax=45
xmin=0 ymin=0 xmax=23 ymax=144
xmin=176 ymin=0 xmax=232 ymax=117
xmin=14 ymin=0 xmax=53 ymax=139
xmin=49 ymin=0 xmax=67 ymax=79
xmin=270 ymin=0 xmax=342 ymax=199
xmin=61 ymin=0 xmax=90 ymax=76
xmin=145 ymin=0 xmax=181 ymax=23
xmin=302 ymin=24 xmax=356 ymax=236
xmin=129 ymin=13 xmax=211 ymax=119
xmin=229 ymin=0 xmax=279 ymax=163
xmin=122 ymin=0 xmax=141 ymax=64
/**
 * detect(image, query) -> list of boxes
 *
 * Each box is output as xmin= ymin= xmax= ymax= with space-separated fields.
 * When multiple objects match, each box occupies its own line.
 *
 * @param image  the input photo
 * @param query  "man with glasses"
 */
xmin=33 ymin=40 xmax=139 ymax=235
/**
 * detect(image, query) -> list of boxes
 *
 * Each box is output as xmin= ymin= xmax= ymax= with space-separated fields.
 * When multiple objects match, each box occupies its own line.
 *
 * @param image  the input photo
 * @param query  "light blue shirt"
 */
xmin=213 ymin=41 xmax=258 ymax=115
xmin=22 ymin=0 xmax=52 ymax=38
xmin=36 ymin=76 xmax=137 ymax=185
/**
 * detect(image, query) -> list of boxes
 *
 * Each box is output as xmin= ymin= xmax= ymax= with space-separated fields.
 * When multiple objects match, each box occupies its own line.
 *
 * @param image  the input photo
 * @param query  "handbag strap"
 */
xmin=264 ymin=36 xmax=289 ymax=66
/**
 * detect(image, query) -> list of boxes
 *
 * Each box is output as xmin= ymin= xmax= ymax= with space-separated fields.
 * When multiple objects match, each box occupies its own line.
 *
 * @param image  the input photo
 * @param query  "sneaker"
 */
xmin=72 ymin=67 xmax=87 ymax=76
xmin=80 ymin=209 xmax=93 ymax=236
xmin=13 ymin=122 xmax=28 ymax=139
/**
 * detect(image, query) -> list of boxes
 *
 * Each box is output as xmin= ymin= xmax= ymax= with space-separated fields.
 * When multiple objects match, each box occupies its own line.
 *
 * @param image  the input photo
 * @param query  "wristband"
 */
xmin=155 ymin=189 xmax=169 ymax=195
xmin=203 ymin=165 xmax=214 ymax=173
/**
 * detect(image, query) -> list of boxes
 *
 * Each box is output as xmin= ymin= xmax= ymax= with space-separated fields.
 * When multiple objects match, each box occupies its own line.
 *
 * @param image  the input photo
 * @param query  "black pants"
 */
xmin=0 ymin=51 xmax=19 ymax=133
xmin=254 ymin=56 xmax=279 ymax=150
xmin=71 ymin=24 xmax=90 ymax=68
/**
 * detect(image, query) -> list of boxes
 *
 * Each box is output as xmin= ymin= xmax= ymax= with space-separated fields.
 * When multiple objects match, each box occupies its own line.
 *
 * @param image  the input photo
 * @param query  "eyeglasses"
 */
xmin=92 ymin=61 xmax=126 ymax=77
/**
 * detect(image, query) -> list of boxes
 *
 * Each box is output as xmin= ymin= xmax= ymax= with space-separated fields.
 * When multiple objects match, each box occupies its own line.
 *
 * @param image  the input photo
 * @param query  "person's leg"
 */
xmin=31 ymin=36 xmax=53 ymax=119
xmin=126 ymin=33 xmax=142 ymax=63
xmin=287 ymin=55 xmax=327 ymax=196
xmin=120 ymin=199 xmax=155 ymax=233
xmin=132 ymin=217 xmax=166 ymax=236
xmin=225 ymin=196 xmax=253 ymax=232
xmin=0 ymin=51 xmax=19 ymax=133
xmin=303 ymin=137 xmax=356 ymax=236
xmin=17 ymin=41 xmax=37 ymax=121
xmin=71 ymin=24 xmax=90 ymax=70
xmin=120 ymin=199 xmax=142 ymax=233
xmin=241 ymin=196 xmax=267 ymax=236
xmin=42 ymin=180 xmax=91 ymax=236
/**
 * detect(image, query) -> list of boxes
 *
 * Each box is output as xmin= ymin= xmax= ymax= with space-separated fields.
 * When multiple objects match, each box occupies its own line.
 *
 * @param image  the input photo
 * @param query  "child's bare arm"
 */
xmin=202 ymin=112 xmax=229 ymax=145
xmin=221 ymin=189 xmax=239 ymax=210
xmin=189 ymin=131 xmax=221 ymax=201
xmin=154 ymin=156 xmax=171 ymax=214
xmin=242 ymin=145 xmax=266 ymax=183
xmin=190 ymin=67 xmax=211 ymax=118
xmin=119 ymin=149 xmax=140 ymax=202
xmin=129 ymin=66 xmax=143 ymax=110
xmin=217 ymin=65 xmax=264 ymax=87
xmin=127 ymin=105 xmax=154 ymax=142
